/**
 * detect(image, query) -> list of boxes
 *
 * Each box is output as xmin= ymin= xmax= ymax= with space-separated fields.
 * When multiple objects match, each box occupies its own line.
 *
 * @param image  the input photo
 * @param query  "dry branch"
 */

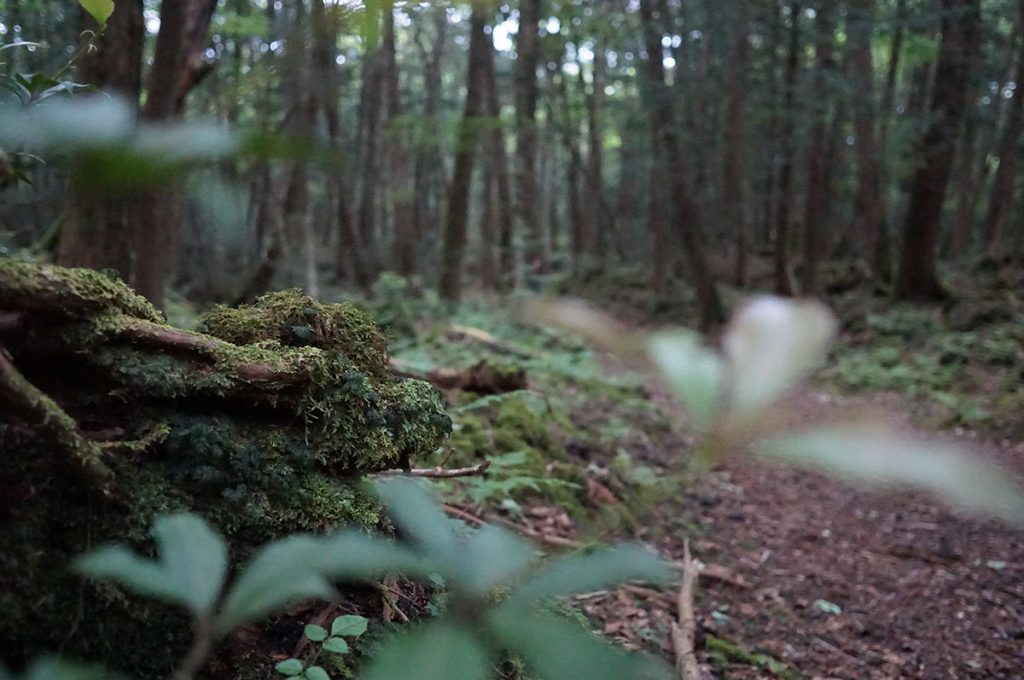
xmin=671 ymin=541 xmax=701 ymax=680
xmin=376 ymin=461 xmax=492 ymax=478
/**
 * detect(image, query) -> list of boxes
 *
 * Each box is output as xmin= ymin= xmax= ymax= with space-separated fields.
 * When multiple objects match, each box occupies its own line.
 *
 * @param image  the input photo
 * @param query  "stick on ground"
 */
xmin=672 ymin=540 xmax=701 ymax=680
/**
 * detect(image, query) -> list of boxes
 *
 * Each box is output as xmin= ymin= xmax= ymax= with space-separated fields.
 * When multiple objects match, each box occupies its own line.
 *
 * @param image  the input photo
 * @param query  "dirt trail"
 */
xmin=648 ymin=390 xmax=1024 ymax=679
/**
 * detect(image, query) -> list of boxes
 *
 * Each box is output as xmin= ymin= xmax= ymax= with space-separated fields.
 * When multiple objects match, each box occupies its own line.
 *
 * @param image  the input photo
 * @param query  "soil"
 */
xmin=578 ymin=384 xmax=1024 ymax=680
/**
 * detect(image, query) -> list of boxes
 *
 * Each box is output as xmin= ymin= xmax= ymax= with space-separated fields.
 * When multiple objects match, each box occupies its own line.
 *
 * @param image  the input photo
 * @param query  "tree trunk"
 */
xmin=479 ymin=16 xmax=516 ymax=292
xmin=57 ymin=0 xmax=144 ymax=284
xmin=382 ymin=7 xmax=417 ymax=277
xmin=356 ymin=31 xmax=385 ymax=278
xmin=514 ymin=0 xmax=544 ymax=274
xmin=895 ymin=0 xmax=982 ymax=299
xmin=724 ymin=0 xmax=752 ymax=287
xmin=438 ymin=3 xmax=488 ymax=301
xmin=849 ymin=0 xmax=888 ymax=280
xmin=982 ymin=0 xmax=1024 ymax=256
xmin=802 ymin=2 xmax=835 ymax=297
xmin=639 ymin=0 xmax=724 ymax=330
xmin=774 ymin=0 xmax=801 ymax=296
xmin=584 ymin=34 xmax=607 ymax=262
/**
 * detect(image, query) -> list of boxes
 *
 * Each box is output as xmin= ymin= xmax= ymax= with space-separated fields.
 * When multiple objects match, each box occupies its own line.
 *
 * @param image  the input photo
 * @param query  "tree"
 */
xmin=981 ymin=0 xmax=1024 ymax=256
xmin=638 ymin=0 xmax=724 ymax=330
xmin=514 ymin=0 xmax=544 ymax=273
xmin=895 ymin=0 xmax=982 ymax=299
xmin=848 ymin=0 xmax=888 ymax=279
xmin=802 ymin=2 xmax=836 ymax=297
xmin=773 ymin=0 xmax=801 ymax=297
xmin=438 ymin=1 xmax=489 ymax=301
xmin=724 ymin=0 xmax=752 ymax=286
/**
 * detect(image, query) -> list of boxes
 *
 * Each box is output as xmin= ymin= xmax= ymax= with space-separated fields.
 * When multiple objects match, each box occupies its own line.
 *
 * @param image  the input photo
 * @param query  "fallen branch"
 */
xmin=0 ymin=344 xmax=111 ymax=487
xmin=376 ymin=461 xmax=492 ymax=479
xmin=389 ymin=358 xmax=527 ymax=394
xmin=671 ymin=540 xmax=701 ymax=680
xmin=442 ymin=504 xmax=584 ymax=549
xmin=446 ymin=325 xmax=535 ymax=359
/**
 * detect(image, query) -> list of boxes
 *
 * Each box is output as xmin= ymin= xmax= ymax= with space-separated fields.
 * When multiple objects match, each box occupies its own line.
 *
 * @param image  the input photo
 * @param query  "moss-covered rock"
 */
xmin=0 ymin=261 xmax=451 ymax=675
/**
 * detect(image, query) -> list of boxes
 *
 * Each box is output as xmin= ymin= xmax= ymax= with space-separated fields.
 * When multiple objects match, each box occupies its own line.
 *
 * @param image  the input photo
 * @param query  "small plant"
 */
xmin=13 ymin=479 xmax=674 ymax=680
xmin=274 ymin=615 xmax=368 ymax=680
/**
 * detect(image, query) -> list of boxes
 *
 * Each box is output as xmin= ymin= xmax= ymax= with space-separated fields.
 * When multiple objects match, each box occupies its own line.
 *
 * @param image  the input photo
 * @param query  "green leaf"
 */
xmin=218 ymin=536 xmax=336 ymax=634
xmin=360 ymin=623 xmax=490 ymax=680
xmin=75 ymin=546 xmax=183 ymax=605
xmin=318 ymin=531 xmax=429 ymax=580
xmin=79 ymin=0 xmax=115 ymax=28
xmin=488 ymin=610 xmax=673 ymax=680
xmin=304 ymin=667 xmax=330 ymax=680
xmin=507 ymin=545 xmax=674 ymax=608
xmin=372 ymin=479 xmax=457 ymax=562
xmin=274 ymin=659 xmax=304 ymax=676
xmin=21 ymin=658 xmax=118 ymax=680
xmin=723 ymin=297 xmax=836 ymax=419
xmin=152 ymin=513 xmax=228 ymax=615
xmin=648 ymin=330 xmax=724 ymax=429
xmin=330 ymin=614 xmax=368 ymax=637
xmin=458 ymin=525 xmax=536 ymax=597
xmin=322 ymin=637 xmax=350 ymax=654
xmin=757 ymin=425 xmax=1024 ymax=523
xmin=75 ymin=513 xmax=228 ymax=616
xmin=304 ymin=624 xmax=328 ymax=642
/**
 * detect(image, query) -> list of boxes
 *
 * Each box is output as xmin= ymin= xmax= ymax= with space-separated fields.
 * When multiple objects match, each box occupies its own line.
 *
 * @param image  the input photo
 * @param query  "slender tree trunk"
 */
xmin=774 ymin=0 xmax=801 ymax=296
xmin=982 ymin=0 xmax=1024 ymax=256
xmin=514 ymin=0 xmax=544 ymax=274
xmin=412 ymin=7 xmax=448 ymax=272
xmin=585 ymin=37 xmax=607 ymax=262
xmin=802 ymin=2 xmax=835 ymax=297
xmin=479 ymin=15 xmax=516 ymax=291
xmin=356 ymin=32 xmax=385 ymax=278
xmin=849 ymin=0 xmax=888 ymax=280
xmin=382 ymin=7 xmax=416 ymax=277
xmin=438 ymin=3 xmax=488 ymax=301
xmin=895 ymin=0 xmax=982 ymax=299
xmin=724 ymin=0 xmax=752 ymax=287
xmin=639 ymin=0 xmax=724 ymax=330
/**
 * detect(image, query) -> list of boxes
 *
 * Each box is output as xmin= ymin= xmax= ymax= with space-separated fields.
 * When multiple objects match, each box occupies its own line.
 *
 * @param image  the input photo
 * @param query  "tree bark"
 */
xmin=438 ymin=3 xmax=489 ymax=301
xmin=849 ymin=0 xmax=888 ymax=280
xmin=639 ymin=0 xmax=724 ymax=330
xmin=802 ymin=2 xmax=835 ymax=297
xmin=724 ymin=0 xmax=752 ymax=287
xmin=895 ymin=0 xmax=982 ymax=299
xmin=982 ymin=0 xmax=1024 ymax=256
xmin=774 ymin=0 xmax=801 ymax=296
xmin=383 ymin=7 xmax=417 ymax=277
xmin=514 ymin=0 xmax=544 ymax=273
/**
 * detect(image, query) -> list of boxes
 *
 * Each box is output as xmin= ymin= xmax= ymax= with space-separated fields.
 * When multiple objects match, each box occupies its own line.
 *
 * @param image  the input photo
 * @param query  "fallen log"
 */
xmin=0 ymin=260 xmax=451 ymax=674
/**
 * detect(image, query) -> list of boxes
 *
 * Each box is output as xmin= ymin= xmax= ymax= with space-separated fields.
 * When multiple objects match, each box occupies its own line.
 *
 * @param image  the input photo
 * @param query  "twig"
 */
xmin=375 ymin=461 xmax=491 ymax=479
xmin=441 ymin=504 xmax=585 ymax=549
xmin=671 ymin=540 xmax=701 ymax=680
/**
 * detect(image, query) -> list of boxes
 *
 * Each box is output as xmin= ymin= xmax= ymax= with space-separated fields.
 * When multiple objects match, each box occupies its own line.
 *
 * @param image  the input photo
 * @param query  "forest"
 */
xmin=1 ymin=0 xmax=1024 ymax=678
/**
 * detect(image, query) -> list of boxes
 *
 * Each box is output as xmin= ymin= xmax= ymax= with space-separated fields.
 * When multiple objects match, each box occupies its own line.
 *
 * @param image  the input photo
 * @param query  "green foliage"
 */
xmin=645 ymin=297 xmax=1024 ymax=522
xmin=78 ymin=0 xmax=114 ymax=27
xmin=273 ymin=615 xmax=369 ymax=679
xmin=61 ymin=479 xmax=674 ymax=680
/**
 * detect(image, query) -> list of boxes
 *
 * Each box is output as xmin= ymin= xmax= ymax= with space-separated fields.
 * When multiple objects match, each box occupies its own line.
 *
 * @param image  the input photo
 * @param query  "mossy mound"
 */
xmin=0 ymin=260 xmax=451 ymax=675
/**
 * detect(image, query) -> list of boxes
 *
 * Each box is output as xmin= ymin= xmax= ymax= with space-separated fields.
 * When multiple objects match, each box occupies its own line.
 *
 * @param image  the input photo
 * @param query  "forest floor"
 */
xmin=361 ymin=271 xmax=1024 ymax=680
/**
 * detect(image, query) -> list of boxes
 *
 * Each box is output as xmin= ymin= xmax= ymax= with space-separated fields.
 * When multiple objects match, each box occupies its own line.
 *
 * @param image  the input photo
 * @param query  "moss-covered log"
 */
xmin=0 ymin=260 xmax=451 ymax=675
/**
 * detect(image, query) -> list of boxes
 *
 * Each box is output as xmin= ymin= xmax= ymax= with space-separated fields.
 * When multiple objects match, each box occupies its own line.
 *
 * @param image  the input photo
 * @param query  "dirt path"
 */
xmin=647 ymin=391 xmax=1024 ymax=679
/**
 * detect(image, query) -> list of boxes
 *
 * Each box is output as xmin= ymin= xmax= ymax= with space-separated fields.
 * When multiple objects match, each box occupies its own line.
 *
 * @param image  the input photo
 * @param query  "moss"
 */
xmin=199 ymin=289 xmax=389 ymax=377
xmin=705 ymin=635 xmax=800 ymax=680
xmin=1 ymin=264 xmax=453 ymax=675
xmin=0 ymin=258 xmax=162 ymax=322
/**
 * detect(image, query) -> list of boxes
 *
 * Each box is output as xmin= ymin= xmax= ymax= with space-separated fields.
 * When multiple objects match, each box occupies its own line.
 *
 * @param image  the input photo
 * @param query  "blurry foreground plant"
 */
xmin=2 ymin=480 xmax=673 ymax=680
xmin=525 ymin=296 xmax=1024 ymax=523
